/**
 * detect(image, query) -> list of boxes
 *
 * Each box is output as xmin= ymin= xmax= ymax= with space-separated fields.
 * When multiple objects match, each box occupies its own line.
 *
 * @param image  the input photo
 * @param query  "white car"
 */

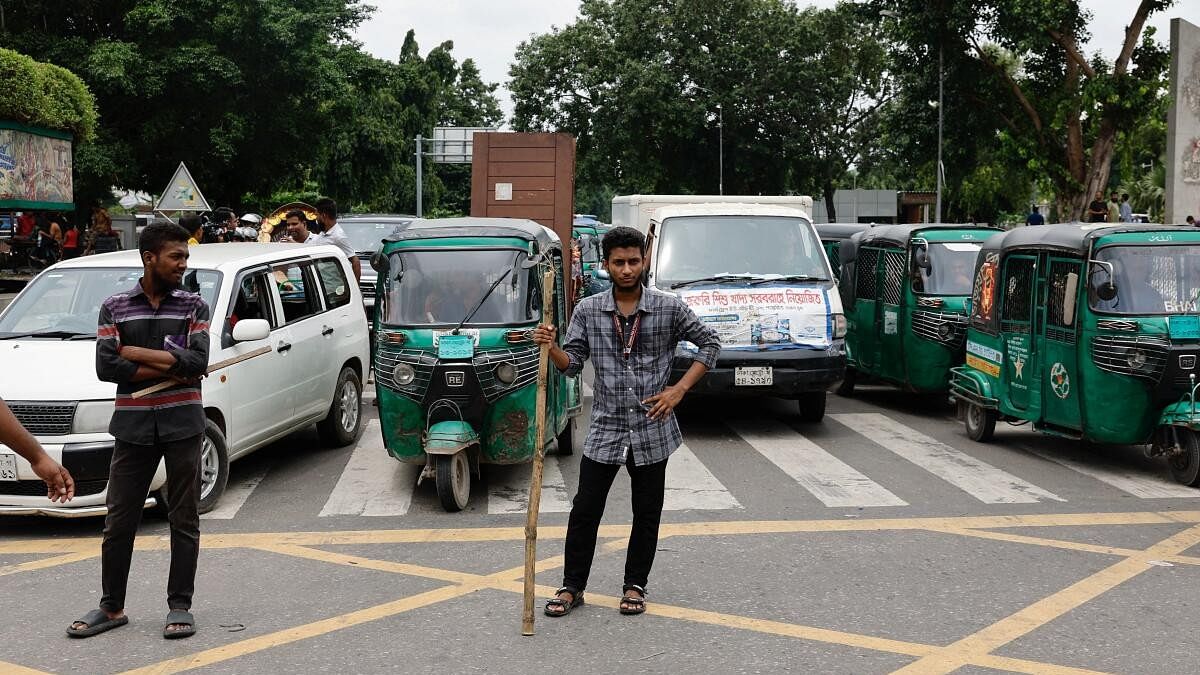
xmin=0 ymin=243 xmax=370 ymax=516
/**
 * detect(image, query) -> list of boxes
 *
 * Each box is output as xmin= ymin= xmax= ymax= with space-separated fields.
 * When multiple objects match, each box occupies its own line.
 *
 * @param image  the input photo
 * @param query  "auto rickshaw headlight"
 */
xmin=1127 ymin=349 xmax=1147 ymax=369
xmin=832 ymin=313 xmax=847 ymax=339
xmin=937 ymin=323 xmax=954 ymax=341
xmin=495 ymin=362 xmax=518 ymax=384
xmin=393 ymin=362 xmax=416 ymax=386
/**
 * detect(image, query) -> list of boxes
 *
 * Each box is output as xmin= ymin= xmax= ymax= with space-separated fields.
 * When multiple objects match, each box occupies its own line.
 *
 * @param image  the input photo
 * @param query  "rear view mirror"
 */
xmin=231 ymin=318 xmax=270 ymax=342
xmin=914 ymin=245 xmax=932 ymax=270
xmin=370 ymin=251 xmax=388 ymax=274
xmin=1088 ymin=259 xmax=1117 ymax=302
xmin=1062 ymin=272 xmax=1079 ymax=326
xmin=596 ymin=268 xmax=611 ymax=280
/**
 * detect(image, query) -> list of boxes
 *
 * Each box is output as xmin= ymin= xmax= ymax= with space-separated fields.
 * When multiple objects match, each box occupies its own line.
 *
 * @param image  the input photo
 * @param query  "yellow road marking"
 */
xmin=254 ymin=544 xmax=480 ymax=585
xmin=0 ymin=661 xmax=52 ymax=675
xmin=892 ymin=523 xmax=1200 ymax=674
xmin=0 ymin=551 xmax=97 ymax=577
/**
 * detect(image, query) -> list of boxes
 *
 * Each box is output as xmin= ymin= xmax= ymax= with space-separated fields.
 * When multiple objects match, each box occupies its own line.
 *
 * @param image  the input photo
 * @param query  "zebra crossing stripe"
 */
xmin=487 ymin=456 xmax=574 ymax=514
xmin=320 ymin=420 xmax=417 ymax=517
xmin=1020 ymin=444 xmax=1199 ymax=499
xmin=658 ymin=444 xmax=742 ymax=511
xmin=832 ymin=413 xmax=1065 ymax=504
xmin=730 ymin=419 xmax=907 ymax=508
xmin=201 ymin=464 xmax=270 ymax=520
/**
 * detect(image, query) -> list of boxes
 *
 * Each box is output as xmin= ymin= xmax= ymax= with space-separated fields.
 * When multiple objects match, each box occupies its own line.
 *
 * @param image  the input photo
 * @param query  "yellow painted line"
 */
xmin=254 ymin=544 xmax=480 ymax=585
xmin=929 ymin=527 xmax=1140 ymax=558
xmin=0 ymin=551 xmax=98 ymax=577
xmin=892 ymin=523 xmax=1200 ymax=675
xmin=972 ymin=655 xmax=1111 ymax=675
xmin=0 ymin=661 xmax=52 ymax=675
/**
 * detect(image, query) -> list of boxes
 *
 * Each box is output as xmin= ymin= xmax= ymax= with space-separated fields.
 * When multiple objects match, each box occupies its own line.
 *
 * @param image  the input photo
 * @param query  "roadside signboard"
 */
xmin=153 ymin=162 xmax=211 ymax=212
xmin=0 ymin=122 xmax=73 ymax=210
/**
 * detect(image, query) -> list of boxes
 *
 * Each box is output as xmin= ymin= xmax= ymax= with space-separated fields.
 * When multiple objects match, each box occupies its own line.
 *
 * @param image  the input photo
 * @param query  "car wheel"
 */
xmin=798 ymin=391 xmax=827 ymax=423
xmin=556 ymin=417 xmax=575 ymax=456
xmin=153 ymin=419 xmax=228 ymax=516
xmin=318 ymin=366 xmax=364 ymax=447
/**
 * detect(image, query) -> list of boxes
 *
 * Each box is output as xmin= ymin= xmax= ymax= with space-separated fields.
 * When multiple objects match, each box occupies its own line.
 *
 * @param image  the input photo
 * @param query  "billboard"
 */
xmin=0 ymin=122 xmax=73 ymax=209
xmin=1167 ymin=19 xmax=1200 ymax=224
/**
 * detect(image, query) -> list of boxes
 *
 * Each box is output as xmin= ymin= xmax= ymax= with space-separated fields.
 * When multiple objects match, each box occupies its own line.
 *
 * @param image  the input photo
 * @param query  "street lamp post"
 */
xmin=935 ymin=44 xmax=944 ymax=224
xmin=717 ymin=102 xmax=724 ymax=195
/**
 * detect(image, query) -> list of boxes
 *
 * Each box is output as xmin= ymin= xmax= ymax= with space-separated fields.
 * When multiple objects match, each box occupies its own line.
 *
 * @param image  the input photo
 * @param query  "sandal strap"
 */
xmin=620 ymin=596 xmax=645 ymax=606
xmin=622 ymin=584 xmax=647 ymax=596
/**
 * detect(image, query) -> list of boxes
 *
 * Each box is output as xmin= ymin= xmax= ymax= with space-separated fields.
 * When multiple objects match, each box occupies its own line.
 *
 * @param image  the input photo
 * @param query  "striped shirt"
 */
xmin=562 ymin=286 xmax=720 ymax=466
xmin=96 ymin=282 xmax=211 ymax=444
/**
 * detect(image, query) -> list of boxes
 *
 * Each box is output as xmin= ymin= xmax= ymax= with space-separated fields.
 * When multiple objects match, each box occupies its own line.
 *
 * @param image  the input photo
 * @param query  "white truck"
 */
xmin=610 ymin=195 xmax=844 ymax=421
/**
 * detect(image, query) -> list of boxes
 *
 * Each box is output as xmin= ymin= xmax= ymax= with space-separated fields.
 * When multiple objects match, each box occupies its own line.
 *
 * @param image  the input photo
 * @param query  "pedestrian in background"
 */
xmin=1025 ymin=205 xmax=1044 ymax=226
xmin=84 ymin=210 xmax=121 ymax=255
xmin=1187 ymin=215 xmax=1196 ymax=226
xmin=1087 ymin=192 xmax=1107 ymax=222
xmin=68 ymin=223 xmax=210 ymax=641
xmin=1119 ymin=193 xmax=1133 ymax=223
xmin=61 ymin=220 xmax=81 ymax=259
xmin=283 ymin=209 xmax=311 ymax=244
xmin=1107 ymin=191 xmax=1120 ymax=223
xmin=307 ymin=198 xmax=360 ymax=281
xmin=182 ymin=215 xmax=203 ymax=246
xmin=0 ymin=397 xmax=75 ymax=501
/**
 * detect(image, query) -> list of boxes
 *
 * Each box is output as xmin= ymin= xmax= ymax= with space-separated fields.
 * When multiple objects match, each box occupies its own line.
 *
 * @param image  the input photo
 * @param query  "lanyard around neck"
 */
xmin=612 ymin=312 xmax=642 ymax=360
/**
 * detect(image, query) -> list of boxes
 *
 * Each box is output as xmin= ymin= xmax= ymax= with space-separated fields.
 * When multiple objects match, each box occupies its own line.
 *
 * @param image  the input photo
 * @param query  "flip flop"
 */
xmin=163 ymin=609 xmax=196 ymax=639
xmin=67 ymin=609 xmax=128 ymax=638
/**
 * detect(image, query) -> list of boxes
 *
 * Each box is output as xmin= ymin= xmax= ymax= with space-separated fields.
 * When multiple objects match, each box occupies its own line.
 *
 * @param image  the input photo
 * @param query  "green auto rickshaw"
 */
xmin=950 ymin=223 xmax=1200 ymax=486
xmin=572 ymin=220 xmax=611 ymax=299
xmin=836 ymin=223 xmax=1001 ymax=395
xmin=370 ymin=217 xmax=582 ymax=510
xmin=815 ymin=222 xmax=874 ymax=278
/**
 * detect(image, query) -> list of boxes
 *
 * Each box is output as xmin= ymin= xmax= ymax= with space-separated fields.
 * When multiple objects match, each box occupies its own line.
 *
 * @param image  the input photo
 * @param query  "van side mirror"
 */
xmin=231 ymin=318 xmax=270 ymax=342
xmin=1062 ymin=272 xmax=1079 ymax=326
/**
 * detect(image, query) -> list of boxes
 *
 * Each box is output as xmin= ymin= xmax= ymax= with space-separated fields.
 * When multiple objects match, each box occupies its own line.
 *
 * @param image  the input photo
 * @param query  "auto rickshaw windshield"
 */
xmin=381 ymin=248 xmax=538 ymax=326
xmin=914 ymin=242 xmax=981 ymax=296
xmin=655 ymin=215 xmax=827 ymax=287
xmin=1089 ymin=245 xmax=1200 ymax=315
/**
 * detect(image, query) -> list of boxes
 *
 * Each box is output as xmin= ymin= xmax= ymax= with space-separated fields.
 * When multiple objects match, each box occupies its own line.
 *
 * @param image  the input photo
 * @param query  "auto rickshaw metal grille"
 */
xmin=1091 ymin=335 xmax=1169 ymax=381
xmin=911 ymin=311 xmax=968 ymax=347
xmin=882 ymin=251 xmax=906 ymax=306
xmin=473 ymin=347 xmax=540 ymax=402
xmin=1045 ymin=261 xmax=1078 ymax=344
xmin=7 ymin=402 xmax=77 ymax=435
xmin=855 ymin=249 xmax=879 ymax=299
xmin=374 ymin=346 xmax=438 ymax=400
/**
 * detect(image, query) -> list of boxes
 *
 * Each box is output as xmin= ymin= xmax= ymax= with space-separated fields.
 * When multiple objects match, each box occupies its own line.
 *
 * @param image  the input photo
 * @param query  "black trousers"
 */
xmin=562 ymin=453 xmax=668 ymax=592
xmin=100 ymin=434 xmax=202 ymax=612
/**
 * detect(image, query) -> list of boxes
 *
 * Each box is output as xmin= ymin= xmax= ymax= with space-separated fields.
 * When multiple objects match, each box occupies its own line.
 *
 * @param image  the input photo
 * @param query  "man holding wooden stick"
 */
xmin=534 ymin=226 xmax=720 ymax=617
xmin=69 ymin=223 xmax=210 ymax=640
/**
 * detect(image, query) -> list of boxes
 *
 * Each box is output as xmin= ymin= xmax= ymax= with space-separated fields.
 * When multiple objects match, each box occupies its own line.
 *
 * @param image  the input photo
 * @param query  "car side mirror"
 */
xmin=596 ymin=268 xmax=611 ymax=280
xmin=370 ymin=251 xmax=389 ymax=274
xmin=231 ymin=318 xmax=270 ymax=342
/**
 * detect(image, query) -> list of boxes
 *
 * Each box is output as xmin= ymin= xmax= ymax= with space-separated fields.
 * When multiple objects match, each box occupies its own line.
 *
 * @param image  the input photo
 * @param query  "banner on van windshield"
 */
xmin=679 ymin=286 xmax=831 ymax=350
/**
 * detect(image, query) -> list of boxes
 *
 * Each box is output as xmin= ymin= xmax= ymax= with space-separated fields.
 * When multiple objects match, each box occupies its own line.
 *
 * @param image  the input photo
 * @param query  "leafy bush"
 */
xmin=0 ymin=48 xmax=98 ymax=142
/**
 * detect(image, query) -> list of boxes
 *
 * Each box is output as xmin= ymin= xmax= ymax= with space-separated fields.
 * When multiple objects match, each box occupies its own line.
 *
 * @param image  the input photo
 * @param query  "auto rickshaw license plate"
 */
xmin=438 ymin=334 xmax=475 ymax=359
xmin=1170 ymin=316 xmax=1200 ymax=340
xmin=735 ymin=367 xmax=773 ymax=386
xmin=0 ymin=452 xmax=17 ymax=481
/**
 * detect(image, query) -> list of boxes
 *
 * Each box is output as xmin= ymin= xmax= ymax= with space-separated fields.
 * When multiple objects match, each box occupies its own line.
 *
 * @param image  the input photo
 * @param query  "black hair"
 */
xmin=1031 ymin=205 xmax=1039 ymax=213
xmin=315 ymin=197 xmax=337 ymax=220
xmin=179 ymin=214 xmax=203 ymax=235
xmin=286 ymin=209 xmax=306 ymax=222
xmin=213 ymin=207 xmax=235 ymax=223
xmin=139 ymin=222 xmax=191 ymax=256
xmin=601 ymin=226 xmax=646 ymax=260
xmin=1121 ymin=193 xmax=1129 ymax=201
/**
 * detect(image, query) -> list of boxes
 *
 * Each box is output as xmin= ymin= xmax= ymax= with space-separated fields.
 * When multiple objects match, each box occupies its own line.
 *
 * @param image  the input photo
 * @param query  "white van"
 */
xmin=0 ymin=243 xmax=370 ymax=516
xmin=612 ymin=194 xmax=814 ymax=233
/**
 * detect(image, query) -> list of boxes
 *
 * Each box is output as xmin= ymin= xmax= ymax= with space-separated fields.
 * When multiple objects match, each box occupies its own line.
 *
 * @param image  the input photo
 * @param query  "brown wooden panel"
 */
xmin=488 ymin=190 xmax=555 ymax=206
xmin=489 ymin=147 xmax=557 ymax=163
xmin=486 ymin=204 xmax=556 ymax=220
xmin=552 ymin=134 xmax=576 ymax=241
xmin=487 ymin=133 xmax=558 ymax=148
xmin=470 ymin=132 xmax=490 ymax=217
xmin=494 ymin=176 xmax=556 ymax=191
xmin=486 ymin=161 xmax=557 ymax=177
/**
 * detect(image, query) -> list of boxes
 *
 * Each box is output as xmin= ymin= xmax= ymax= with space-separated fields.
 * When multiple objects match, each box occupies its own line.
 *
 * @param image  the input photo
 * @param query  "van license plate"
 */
xmin=0 ymin=452 xmax=17 ymax=481
xmin=735 ymin=367 xmax=773 ymax=386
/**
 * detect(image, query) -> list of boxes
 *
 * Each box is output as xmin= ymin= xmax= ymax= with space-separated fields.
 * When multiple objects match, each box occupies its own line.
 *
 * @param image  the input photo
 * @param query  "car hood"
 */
xmin=0 ymin=340 xmax=117 ymax=401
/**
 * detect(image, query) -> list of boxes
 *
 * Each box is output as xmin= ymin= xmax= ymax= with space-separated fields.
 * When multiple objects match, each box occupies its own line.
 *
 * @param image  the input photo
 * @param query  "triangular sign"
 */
xmin=153 ymin=162 xmax=211 ymax=212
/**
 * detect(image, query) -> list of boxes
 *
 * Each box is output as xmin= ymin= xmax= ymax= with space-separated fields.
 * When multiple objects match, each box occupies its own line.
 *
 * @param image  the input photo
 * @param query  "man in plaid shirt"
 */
xmin=535 ymin=226 xmax=720 ymax=617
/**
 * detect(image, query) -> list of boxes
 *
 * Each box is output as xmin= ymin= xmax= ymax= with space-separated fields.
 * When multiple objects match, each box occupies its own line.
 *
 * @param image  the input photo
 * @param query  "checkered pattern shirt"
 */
xmin=562 ymin=286 xmax=720 ymax=466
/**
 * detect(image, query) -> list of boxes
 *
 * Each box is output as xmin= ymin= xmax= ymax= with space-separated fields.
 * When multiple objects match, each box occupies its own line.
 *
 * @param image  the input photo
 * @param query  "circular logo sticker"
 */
xmin=1050 ymin=362 xmax=1070 ymax=399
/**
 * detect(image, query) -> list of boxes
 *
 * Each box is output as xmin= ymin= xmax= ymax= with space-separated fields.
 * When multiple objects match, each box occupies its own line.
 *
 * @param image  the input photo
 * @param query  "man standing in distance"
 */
xmin=307 ymin=198 xmax=360 ymax=282
xmin=1024 ymin=205 xmax=1044 ymax=226
xmin=1087 ymin=191 xmax=1108 ymax=223
xmin=534 ymin=226 xmax=721 ymax=617
xmin=69 ymin=223 xmax=210 ymax=640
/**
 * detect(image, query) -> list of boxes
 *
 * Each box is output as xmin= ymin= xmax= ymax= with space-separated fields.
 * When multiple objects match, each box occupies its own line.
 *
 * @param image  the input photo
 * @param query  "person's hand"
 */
xmin=643 ymin=384 xmax=686 ymax=421
xmin=29 ymin=455 xmax=74 ymax=502
xmin=532 ymin=324 xmax=557 ymax=346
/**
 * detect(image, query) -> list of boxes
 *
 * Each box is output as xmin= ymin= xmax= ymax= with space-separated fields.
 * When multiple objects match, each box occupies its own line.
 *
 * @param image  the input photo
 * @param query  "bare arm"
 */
xmin=0 ymin=399 xmax=74 ymax=501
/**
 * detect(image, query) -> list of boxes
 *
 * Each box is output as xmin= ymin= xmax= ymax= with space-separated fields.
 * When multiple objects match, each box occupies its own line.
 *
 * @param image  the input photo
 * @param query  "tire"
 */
xmin=435 ymin=452 xmax=471 ymax=511
xmin=318 ymin=366 xmax=363 ymax=448
xmin=556 ymin=417 xmax=576 ymax=456
xmin=964 ymin=402 xmax=997 ymax=442
xmin=153 ymin=419 xmax=228 ymax=517
xmin=834 ymin=367 xmax=857 ymax=397
xmin=798 ymin=391 xmax=827 ymax=423
xmin=1168 ymin=429 xmax=1200 ymax=487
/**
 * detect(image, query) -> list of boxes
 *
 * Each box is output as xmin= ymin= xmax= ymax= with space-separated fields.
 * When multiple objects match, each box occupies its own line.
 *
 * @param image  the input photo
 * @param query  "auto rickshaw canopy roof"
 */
xmin=814 ymin=222 xmax=875 ymax=242
xmin=839 ymin=223 xmax=999 ymax=267
xmin=977 ymin=222 xmax=1179 ymax=257
xmin=382 ymin=217 xmax=560 ymax=252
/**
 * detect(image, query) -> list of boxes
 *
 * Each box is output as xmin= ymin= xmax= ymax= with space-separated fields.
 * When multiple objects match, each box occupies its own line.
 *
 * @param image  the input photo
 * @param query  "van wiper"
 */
xmin=0 ymin=330 xmax=93 ymax=340
xmin=451 ymin=268 xmax=513 ymax=334
xmin=749 ymin=274 xmax=827 ymax=285
xmin=670 ymin=274 xmax=761 ymax=289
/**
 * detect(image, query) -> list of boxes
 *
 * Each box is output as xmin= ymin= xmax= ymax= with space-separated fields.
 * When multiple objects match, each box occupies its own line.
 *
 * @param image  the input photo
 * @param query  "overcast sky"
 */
xmin=353 ymin=0 xmax=1200 ymax=125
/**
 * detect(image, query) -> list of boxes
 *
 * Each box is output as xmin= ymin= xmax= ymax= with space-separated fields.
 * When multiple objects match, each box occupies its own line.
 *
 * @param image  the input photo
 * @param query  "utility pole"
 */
xmin=717 ymin=103 xmax=724 ymax=196
xmin=935 ymin=44 xmax=944 ymax=223
xmin=415 ymin=134 xmax=424 ymax=218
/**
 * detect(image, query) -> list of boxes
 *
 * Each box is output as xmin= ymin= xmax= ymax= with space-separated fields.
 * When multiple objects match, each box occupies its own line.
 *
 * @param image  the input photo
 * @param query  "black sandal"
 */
xmin=544 ymin=587 xmax=584 ymax=617
xmin=619 ymin=584 xmax=647 ymax=615
xmin=67 ymin=609 xmax=128 ymax=638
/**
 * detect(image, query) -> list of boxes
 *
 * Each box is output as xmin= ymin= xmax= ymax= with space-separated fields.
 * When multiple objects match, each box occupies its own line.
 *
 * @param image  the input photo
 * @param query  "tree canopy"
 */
xmin=0 ymin=48 xmax=98 ymax=141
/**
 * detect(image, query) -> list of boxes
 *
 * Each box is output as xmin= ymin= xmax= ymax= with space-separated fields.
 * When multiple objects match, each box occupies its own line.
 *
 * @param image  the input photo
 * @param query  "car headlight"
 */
xmin=1127 ymin=349 xmax=1147 ymax=369
xmin=72 ymin=400 xmax=115 ymax=434
xmin=393 ymin=362 xmax=416 ymax=386
xmin=832 ymin=313 xmax=848 ymax=339
xmin=495 ymin=362 xmax=517 ymax=384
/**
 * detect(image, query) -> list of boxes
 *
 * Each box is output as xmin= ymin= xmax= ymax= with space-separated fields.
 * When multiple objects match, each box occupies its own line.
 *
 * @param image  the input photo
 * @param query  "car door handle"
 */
xmin=322 ymin=326 xmax=334 ymax=336
xmin=276 ymin=341 xmax=292 ymax=353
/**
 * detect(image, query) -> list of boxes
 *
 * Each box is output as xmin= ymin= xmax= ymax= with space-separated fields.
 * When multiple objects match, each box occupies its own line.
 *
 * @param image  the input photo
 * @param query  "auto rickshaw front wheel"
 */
xmin=963 ymin=402 xmax=997 ymax=442
xmin=1167 ymin=428 xmax=1200 ymax=487
xmin=435 ymin=451 xmax=471 ymax=511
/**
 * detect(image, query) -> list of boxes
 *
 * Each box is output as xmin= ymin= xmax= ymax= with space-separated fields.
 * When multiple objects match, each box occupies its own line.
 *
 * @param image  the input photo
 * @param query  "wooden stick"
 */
xmin=522 ymin=266 xmax=556 ymax=636
xmin=131 ymin=345 xmax=272 ymax=399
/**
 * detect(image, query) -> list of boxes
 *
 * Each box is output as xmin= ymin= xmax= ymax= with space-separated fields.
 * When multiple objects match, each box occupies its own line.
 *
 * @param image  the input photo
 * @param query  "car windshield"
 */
xmin=654 ymin=215 xmax=828 ymax=288
xmin=1090 ymin=245 xmax=1200 ymax=315
xmin=381 ymin=248 xmax=537 ymax=326
xmin=0 ymin=267 xmax=221 ymax=338
xmin=914 ymin=242 xmax=982 ymax=296
xmin=340 ymin=221 xmax=406 ymax=254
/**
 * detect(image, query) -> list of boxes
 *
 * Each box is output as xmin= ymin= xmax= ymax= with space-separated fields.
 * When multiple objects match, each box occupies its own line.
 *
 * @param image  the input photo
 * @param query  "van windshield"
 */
xmin=655 ymin=215 xmax=827 ymax=288
xmin=1090 ymin=245 xmax=1200 ymax=315
xmin=0 ymin=267 xmax=221 ymax=338
xmin=381 ymin=249 xmax=538 ymax=326
xmin=914 ymin=242 xmax=981 ymax=296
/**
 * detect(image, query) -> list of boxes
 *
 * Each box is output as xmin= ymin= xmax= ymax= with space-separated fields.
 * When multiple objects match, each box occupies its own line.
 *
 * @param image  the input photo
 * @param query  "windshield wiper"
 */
xmin=669 ymin=274 xmax=761 ymax=290
xmin=451 ymin=268 xmax=513 ymax=334
xmin=0 ymin=330 xmax=94 ymax=340
xmin=749 ymin=274 xmax=828 ymax=286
